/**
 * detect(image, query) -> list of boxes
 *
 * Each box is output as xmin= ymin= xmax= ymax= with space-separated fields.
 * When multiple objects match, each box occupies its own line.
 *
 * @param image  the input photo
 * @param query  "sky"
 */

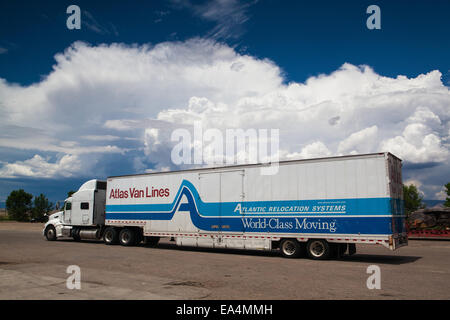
xmin=0 ymin=0 xmax=449 ymax=205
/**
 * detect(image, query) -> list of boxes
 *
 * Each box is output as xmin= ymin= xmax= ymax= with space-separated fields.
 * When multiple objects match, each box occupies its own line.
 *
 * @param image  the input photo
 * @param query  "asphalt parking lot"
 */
xmin=0 ymin=222 xmax=449 ymax=300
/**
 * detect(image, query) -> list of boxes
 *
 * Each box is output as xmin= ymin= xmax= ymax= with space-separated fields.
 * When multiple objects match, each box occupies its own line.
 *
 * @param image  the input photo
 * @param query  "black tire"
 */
xmin=45 ymin=225 xmax=57 ymax=241
xmin=280 ymin=239 xmax=303 ymax=258
xmin=103 ymin=227 xmax=119 ymax=245
xmin=119 ymin=228 xmax=137 ymax=246
xmin=306 ymin=239 xmax=331 ymax=260
xmin=144 ymin=236 xmax=160 ymax=247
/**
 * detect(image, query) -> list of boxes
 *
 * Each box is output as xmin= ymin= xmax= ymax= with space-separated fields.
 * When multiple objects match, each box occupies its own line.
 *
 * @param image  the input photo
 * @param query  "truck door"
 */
xmin=80 ymin=201 xmax=92 ymax=224
xmin=64 ymin=201 xmax=72 ymax=224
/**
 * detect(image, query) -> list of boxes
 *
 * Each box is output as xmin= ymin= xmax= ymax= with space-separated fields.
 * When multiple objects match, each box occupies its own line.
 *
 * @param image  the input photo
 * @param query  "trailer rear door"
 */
xmin=386 ymin=153 xmax=408 ymax=249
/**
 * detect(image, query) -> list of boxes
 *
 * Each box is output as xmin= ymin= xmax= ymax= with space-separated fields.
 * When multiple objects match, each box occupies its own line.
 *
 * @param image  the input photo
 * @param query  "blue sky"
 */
xmin=0 ymin=0 xmax=449 ymax=205
xmin=1 ymin=0 xmax=450 ymax=85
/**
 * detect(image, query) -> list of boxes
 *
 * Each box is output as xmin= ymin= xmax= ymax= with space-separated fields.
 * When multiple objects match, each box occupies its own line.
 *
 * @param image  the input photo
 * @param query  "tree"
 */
xmin=444 ymin=183 xmax=450 ymax=208
xmin=67 ymin=190 xmax=76 ymax=197
xmin=6 ymin=189 xmax=33 ymax=221
xmin=403 ymin=184 xmax=424 ymax=215
xmin=32 ymin=194 xmax=53 ymax=219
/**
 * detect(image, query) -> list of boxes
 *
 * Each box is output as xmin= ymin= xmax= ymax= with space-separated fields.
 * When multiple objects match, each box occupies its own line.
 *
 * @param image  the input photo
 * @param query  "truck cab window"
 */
xmin=81 ymin=202 xmax=89 ymax=210
xmin=65 ymin=202 xmax=72 ymax=210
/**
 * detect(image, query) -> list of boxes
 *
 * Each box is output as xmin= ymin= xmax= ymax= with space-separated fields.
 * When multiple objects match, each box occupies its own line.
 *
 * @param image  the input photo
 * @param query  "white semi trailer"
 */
xmin=43 ymin=152 xmax=407 ymax=259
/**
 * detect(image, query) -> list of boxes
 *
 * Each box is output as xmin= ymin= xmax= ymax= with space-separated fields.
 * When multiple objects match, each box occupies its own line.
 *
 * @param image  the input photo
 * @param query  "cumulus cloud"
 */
xmin=0 ymin=39 xmax=449 ymax=197
xmin=434 ymin=186 xmax=448 ymax=201
xmin=380 ymin=123 xmax=449 ymax=163
xmin=0 ymin=154 xmax=82 ymax=178
xmin=338 ymin=126 xmax=378 ymax=155
xmin=286 ymin=142 xmax=332 ymax=160
xmin=403 ymin=179 xmax=426 ymax=197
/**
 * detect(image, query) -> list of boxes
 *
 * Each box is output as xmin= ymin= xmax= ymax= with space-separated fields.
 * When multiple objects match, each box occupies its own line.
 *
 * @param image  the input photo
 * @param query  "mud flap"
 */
xmin=348 ymin=243 xmax=356 ymax=256
xmin=335 ymin=243 xmax=347 ymax=258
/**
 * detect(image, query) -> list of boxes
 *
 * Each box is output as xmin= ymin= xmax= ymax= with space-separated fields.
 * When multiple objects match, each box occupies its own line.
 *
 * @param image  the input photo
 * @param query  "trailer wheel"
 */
xmin=119 ymin=228 xmax=137 ymax=246
xmin=103 ymin=227 xmax=119 ymax=245
xmin=306 ymin=239 xmax=331 ymax=260
xmin=280 ymin=239 xmax=303 ymax=258
xmin=45 ymin=225 xmax=57 ymax=241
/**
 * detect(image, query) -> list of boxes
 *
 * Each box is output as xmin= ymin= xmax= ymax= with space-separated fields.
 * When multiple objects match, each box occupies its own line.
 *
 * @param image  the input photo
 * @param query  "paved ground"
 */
xmin=1 ymin=222 xmax=449 ymax=300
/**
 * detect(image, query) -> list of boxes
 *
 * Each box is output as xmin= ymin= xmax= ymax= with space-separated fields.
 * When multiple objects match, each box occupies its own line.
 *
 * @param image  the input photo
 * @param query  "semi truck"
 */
xmin=43 ymin=152 xmax=408 ymax=259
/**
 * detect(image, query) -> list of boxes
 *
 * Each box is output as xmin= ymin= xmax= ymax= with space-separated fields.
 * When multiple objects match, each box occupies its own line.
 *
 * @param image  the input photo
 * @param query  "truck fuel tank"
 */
xmin=79 ymin=229 xmax=101 ymax=240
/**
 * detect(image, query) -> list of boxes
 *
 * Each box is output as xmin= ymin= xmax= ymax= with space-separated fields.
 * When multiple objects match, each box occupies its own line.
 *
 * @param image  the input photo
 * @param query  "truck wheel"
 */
xmin=306 ymin=239 xmax=331 ymax=260
xmin=45 ymin=225 xmax=57 ymax=241
xmin=103 ymin=227 xmax=119 ymax=245
xmin=119 ymin=228 xmax=136 ymax=246
xmin=280 ymin=239 xmax=303 ymax=258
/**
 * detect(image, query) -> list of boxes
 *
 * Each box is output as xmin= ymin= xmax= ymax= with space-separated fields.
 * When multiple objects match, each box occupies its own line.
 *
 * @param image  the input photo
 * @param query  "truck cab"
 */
xmin=43 ymin=179 xmax=106 ymax=241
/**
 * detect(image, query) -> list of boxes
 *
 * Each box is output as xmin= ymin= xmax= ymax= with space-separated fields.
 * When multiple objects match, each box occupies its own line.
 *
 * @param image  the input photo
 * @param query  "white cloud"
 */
xmin=434 ymin=186 xmax=448 ymax=201
xmin=407 ymin=106 xmax=442 ymax=126
xmin=0 ymin=154 xmax=82 ymax=178
xmin=379 ymin=123 xmax=449 ymax=163
xmin=286 ymin=142 xmax=332 ymax=159
xmin=403 ymin=179 xmax=425 ymax=197
xmin=434 ymin=188 xmax=448 ymax=200
xmin=404 ymin=179 xmax=422 ymax=188
xmin=337 ymin=126 xmax=378 ymax=155
xmin=0 ymin=39 xmax=449 ymax=197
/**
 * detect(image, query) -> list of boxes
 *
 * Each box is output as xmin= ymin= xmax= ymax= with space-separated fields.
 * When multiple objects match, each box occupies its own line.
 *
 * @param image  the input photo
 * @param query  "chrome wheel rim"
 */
xmin=282 ymin=240 xmax=296 ymax=256
xmin=122 ymin=232 xmax=130 ymax=243
xmin=309 ymin=241 xmax=325 ymax=257
xmin=47 ymin=228 xmax=55 ymax=238
xmin=105 ymin=231 xmax=113 ymax=242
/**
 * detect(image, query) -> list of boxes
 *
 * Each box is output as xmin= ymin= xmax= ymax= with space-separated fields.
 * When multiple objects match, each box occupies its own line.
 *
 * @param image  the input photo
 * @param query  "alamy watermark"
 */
xmin=366 ymin=265 xmax=381 ymax=289
xmin=366 ymin=5 xmax=381 ymax=30
xmin=66 ymin=5 xmax=380 ymax=31
xmin=66 ymin=265 xmax=81 ymax=290
xmin=170 ymin=122 xmax=280 ymax=175
xmin=66 ymin=5 xmax=81 ymax=30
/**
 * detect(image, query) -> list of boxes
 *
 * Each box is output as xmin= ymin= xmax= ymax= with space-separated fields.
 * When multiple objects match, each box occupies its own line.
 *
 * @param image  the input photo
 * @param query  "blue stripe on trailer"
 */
xmin=106 ymin=180 xmax=400 ymax=235
xmin=106 ymin=180 xmax=398 ymax=216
